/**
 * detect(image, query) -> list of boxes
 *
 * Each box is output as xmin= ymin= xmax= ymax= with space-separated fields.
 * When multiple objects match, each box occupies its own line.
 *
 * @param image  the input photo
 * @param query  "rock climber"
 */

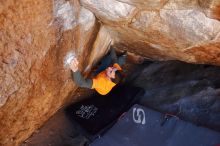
xmin=69 ymin=47 xmax=127 ymax=95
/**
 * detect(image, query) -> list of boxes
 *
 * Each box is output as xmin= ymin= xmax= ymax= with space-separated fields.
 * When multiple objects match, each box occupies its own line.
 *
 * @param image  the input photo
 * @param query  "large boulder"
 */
xmin=0 ymin=0 xmax=112 ymax=145
xmin=81 ymin=0 xmax=220 ymax=65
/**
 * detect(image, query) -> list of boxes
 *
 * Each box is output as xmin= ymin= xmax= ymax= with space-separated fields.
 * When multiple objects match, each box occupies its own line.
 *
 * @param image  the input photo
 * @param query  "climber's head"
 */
xmin=106 ymin=66 xmax=122 ymax=84
xmin=106 ymin=66 xmax=117 ymax=78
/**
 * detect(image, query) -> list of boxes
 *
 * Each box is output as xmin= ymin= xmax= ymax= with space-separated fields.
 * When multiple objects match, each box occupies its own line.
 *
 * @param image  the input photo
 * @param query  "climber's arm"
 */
xmin=71 ymin=71 xmax=92 ymax=88
xmin=69 ymin=58 xmax=92 ymax=89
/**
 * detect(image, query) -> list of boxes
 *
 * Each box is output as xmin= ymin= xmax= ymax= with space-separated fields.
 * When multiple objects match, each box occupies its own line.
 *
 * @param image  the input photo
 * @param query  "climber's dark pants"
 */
xmin=94 ymin=48 xmax=126 ymax=75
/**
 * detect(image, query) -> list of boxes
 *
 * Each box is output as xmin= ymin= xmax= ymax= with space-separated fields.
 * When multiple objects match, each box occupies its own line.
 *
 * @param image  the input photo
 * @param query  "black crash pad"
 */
xmin=91 ymin=104 xmax=220 ymax=146
xmin=65 ymin=85 xmax=144 ymax=138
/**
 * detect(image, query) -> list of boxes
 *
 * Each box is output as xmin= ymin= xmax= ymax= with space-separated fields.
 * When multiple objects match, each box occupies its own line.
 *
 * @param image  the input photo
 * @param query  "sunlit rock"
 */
xmin=81 ymin=0 xmax=220 ymax=65
xmin=0 ymin=1 xmax=100 ymax=146
xmin=80 ymin=0 xmax=137 ymax=24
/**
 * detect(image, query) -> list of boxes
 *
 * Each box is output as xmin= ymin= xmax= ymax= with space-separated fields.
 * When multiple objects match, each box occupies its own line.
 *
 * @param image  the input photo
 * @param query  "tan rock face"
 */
xmin=0 ymin=0 xmax=111 ymax=146
xmin=81 ymin=0 xmax=220 ymax=65
xmin=198 ymin=0 xmax=220 ymax=20
xmin=116 ymin=0 xmax=169 ymax=10
xmin=80 ymin=0 xmax=137 ymax=24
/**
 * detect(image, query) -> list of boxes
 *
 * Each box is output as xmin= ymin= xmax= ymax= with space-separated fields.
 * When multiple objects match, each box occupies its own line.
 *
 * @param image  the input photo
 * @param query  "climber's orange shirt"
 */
xmin=91 ymin=63 xmax=122 ymax=95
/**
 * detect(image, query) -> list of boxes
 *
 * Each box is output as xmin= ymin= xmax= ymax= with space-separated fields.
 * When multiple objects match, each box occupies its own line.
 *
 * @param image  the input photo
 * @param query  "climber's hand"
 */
xmin=70 ymin=58 xmax=79 ymax=72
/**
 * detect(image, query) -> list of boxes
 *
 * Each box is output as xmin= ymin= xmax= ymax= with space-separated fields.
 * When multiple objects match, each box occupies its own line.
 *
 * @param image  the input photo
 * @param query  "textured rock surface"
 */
xmin=0 ymin=0 xmax=111 ymax=145
xmin=81 ymin=0 xmax=220 ymax=65
xmin=81 ymin=0 xmax=137 ymax=24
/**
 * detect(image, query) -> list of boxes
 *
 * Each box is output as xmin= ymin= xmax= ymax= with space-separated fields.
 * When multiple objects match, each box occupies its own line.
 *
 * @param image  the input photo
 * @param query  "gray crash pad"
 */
xmin=91 ymin=104 xmax=220 ymax=146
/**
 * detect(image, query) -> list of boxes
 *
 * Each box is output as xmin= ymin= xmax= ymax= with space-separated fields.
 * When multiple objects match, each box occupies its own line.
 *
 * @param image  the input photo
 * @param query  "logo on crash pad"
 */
xmin=133 ymin=107 xmax=146 ymax=125
xmin=75 ymin=105 xmax=98 ymax=119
